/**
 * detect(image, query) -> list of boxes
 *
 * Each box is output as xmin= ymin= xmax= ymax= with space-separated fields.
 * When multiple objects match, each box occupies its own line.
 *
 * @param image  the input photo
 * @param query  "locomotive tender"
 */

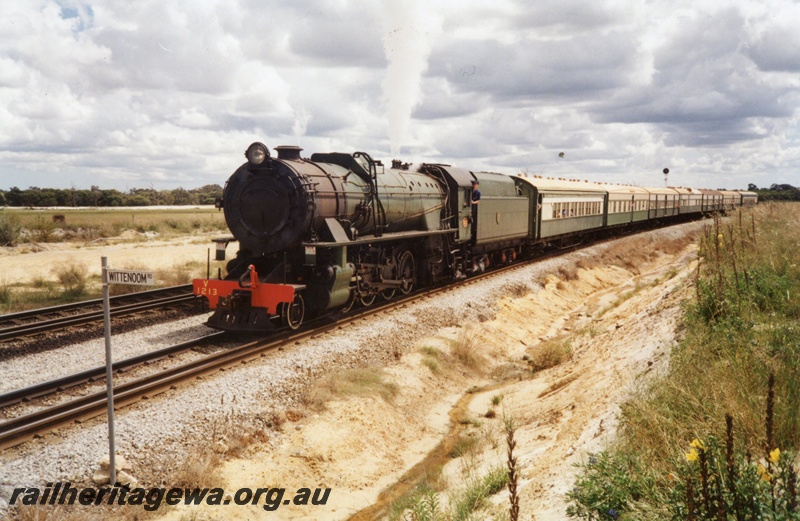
xmin=193 ymin=142 xmax=757 ymax=331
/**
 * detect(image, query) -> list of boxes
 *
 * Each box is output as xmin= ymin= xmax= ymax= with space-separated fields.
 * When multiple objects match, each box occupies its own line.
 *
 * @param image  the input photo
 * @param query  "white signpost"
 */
xmin=101 ymin=257 xmax=155 ymax=485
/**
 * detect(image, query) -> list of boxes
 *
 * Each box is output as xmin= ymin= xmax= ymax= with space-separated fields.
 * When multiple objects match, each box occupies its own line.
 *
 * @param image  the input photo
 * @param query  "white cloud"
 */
xmin=0 ymin=0 xmax=798 ymax=191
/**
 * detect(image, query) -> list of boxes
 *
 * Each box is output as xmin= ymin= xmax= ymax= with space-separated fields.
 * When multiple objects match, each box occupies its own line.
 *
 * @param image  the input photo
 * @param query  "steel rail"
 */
xmin=0 ymin=218 xmax=689 ymax=451
xmin=0 ymin=284 xmax=193 ymax=325
xmin=0 ymin=249 xmax=561 ymax=451
xmin=0 ymin=292 xmax=197 ymax=343
xmin=0 ymin=332 xmax=228 ymax=408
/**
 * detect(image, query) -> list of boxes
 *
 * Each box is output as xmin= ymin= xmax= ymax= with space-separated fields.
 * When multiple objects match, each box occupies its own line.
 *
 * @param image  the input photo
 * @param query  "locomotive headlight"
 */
xmin=245 ymin=142 xmax=269 ymax=165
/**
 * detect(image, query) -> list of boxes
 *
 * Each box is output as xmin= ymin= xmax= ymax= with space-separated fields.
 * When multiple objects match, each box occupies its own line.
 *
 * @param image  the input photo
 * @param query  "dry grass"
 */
xmin=503 ymin=281 xmax=531 ymax=298
xmin=13 ymin=498 xmax=170 ymax=520
xmin=53 ymin=262 xmax=88 ymax=300
xmin=2 ymin=207 xmax=227 ymax=244
xmin=575 ymin=233 xmax=695 ymax=276
xmin=2 ymin=256 xmax=218 ymax=311
xmin=173 ymin=411 xmax=269 ymax=489
xmin=447 ymin=433 xmax=480 ymax=458
xmin=527 ymin=337 xmax=572 ymax=372
xmin=551 ymin=232 xmax=696 ymax=297
xmin=419 ymin=345 xmax=443 ymax=374
xmin=172 ymin=452 xmax=224 ymax=489
xmin=306 ymin=367 xmax=399 ymax=411
xmin=155 ymin=262 xmax=197 ymax=287
xmin=557 ymin=264 xmax=579 ymax=281
xmin=450 ymin=329 xmax=485 ymax=371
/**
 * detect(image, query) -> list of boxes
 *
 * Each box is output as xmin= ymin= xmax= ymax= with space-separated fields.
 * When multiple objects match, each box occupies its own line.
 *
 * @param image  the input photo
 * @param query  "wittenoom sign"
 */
xmin=106 ymin=269 xmax=155 ymax=286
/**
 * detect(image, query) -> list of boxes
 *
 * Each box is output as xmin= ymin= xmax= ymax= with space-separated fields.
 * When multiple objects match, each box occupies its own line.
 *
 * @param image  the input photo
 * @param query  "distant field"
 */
xmin=0 ymin=206 xmax=232 ymax=313
xmin=0 ymin=206 xmax=228 ymax=244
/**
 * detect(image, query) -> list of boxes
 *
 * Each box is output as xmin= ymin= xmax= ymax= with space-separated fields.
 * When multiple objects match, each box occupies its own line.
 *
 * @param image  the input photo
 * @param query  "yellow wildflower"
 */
xmin=690 ymin=438 xmax=704 ymax=450
xmin=769 ymin=448 xmax=781 ymax=463
xmin=757 ymin=463 xmax=771 ymax=482
xmin=686 ymin=449 xmax=699 ymax=462
xmin=762 ymin=471 xmax=772 ymax=483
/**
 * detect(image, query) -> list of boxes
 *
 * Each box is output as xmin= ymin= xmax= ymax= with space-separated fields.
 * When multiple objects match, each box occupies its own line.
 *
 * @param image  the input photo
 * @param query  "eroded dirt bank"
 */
xmin=156 ymin=223 xmax=701 ymax=521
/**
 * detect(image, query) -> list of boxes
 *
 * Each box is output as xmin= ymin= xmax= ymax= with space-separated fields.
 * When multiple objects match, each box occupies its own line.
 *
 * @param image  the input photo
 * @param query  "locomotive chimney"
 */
xmin=392 ymin=159 xmax=402 ymax=169
xmin=274 ymin=146 xmax=303 ymax=161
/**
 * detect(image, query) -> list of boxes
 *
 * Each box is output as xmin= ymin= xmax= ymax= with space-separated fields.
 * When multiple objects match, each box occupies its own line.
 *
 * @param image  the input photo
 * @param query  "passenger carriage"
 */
xmin=643 ymin=187 xmax=680 ymax=219
xmin=674 ymin=187 xmax=704 ymax=216
xmin=719 ymin=190 xmax=741 ymax=212
xmin=699 ymin=189 xmax=723 ymax=213
xmin=602 ymin=183 xmax=650 ymax=226
xmin=738 ymin=191 xmax=758 ymax=206
xmin=514 ymin=176 xmax=606 ymax=240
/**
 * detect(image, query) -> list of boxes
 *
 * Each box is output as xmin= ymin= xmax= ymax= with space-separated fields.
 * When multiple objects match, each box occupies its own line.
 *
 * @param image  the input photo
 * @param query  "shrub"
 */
xmin=527 ymin=337 xmax=571 ymax=372
xmin=54 ymin=262 xmax=88 ymax=299
xmin=566 ymin=451 xmax=659 ymax=520
xmin=31 ymin=215 xmax=56 ymax=242
xmin=0 ymin=214 xmax=22 ymax=245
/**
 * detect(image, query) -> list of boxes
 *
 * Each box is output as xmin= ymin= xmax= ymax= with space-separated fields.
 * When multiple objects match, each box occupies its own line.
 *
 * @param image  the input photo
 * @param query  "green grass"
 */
xmin=450 ymin=466 xmax=509 ymax=521
xmin=566 ymin=203 xmax=800 ymax=520
xmin=387 ymin=466 xmax=508 ymax=521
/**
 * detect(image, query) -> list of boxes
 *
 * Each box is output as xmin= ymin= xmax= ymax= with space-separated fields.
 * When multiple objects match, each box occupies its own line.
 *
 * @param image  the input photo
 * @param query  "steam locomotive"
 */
xmin=193 ymin=142 xmax=757 ymax=331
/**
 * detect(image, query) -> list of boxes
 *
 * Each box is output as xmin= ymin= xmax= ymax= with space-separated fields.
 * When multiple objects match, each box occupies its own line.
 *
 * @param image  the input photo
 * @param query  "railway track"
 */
xmin=0 ymin=284 xmax=196 ymax=343
xmin=0 ymin=253 xmax=547 ymax=451
xmin=0 ymin=221 xmax=678 ymax=451
xmin=0 ymin=332 xmax=228 ymax=409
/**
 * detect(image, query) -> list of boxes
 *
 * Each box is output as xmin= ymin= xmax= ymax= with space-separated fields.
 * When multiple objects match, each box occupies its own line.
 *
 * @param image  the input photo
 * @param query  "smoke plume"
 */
xmin=382 ymin=1 xmax=439 ymax=157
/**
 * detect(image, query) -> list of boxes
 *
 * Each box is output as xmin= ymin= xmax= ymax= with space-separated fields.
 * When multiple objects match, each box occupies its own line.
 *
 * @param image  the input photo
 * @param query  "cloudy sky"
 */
xmin=1 ymin=0 xmax=799 ymax=191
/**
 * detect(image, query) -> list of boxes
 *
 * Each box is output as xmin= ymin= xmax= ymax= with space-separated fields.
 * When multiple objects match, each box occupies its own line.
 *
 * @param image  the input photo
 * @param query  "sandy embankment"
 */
xmin=156 ymin=227 xmax=698 ymax=521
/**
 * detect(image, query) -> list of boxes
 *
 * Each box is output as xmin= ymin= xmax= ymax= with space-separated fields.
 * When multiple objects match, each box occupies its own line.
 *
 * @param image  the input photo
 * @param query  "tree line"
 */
xmin=0 ymin=185 xmax=223 ymax=207
xmin=1 ymin=182 xmax=796 ymax=207
xmin=748 ymin=183 xmax=800 ymax=201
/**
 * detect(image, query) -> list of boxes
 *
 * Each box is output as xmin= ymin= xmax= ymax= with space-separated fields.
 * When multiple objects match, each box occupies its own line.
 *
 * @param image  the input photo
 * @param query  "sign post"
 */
xmin=101 ymin=258 xmax=155 ymax=485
